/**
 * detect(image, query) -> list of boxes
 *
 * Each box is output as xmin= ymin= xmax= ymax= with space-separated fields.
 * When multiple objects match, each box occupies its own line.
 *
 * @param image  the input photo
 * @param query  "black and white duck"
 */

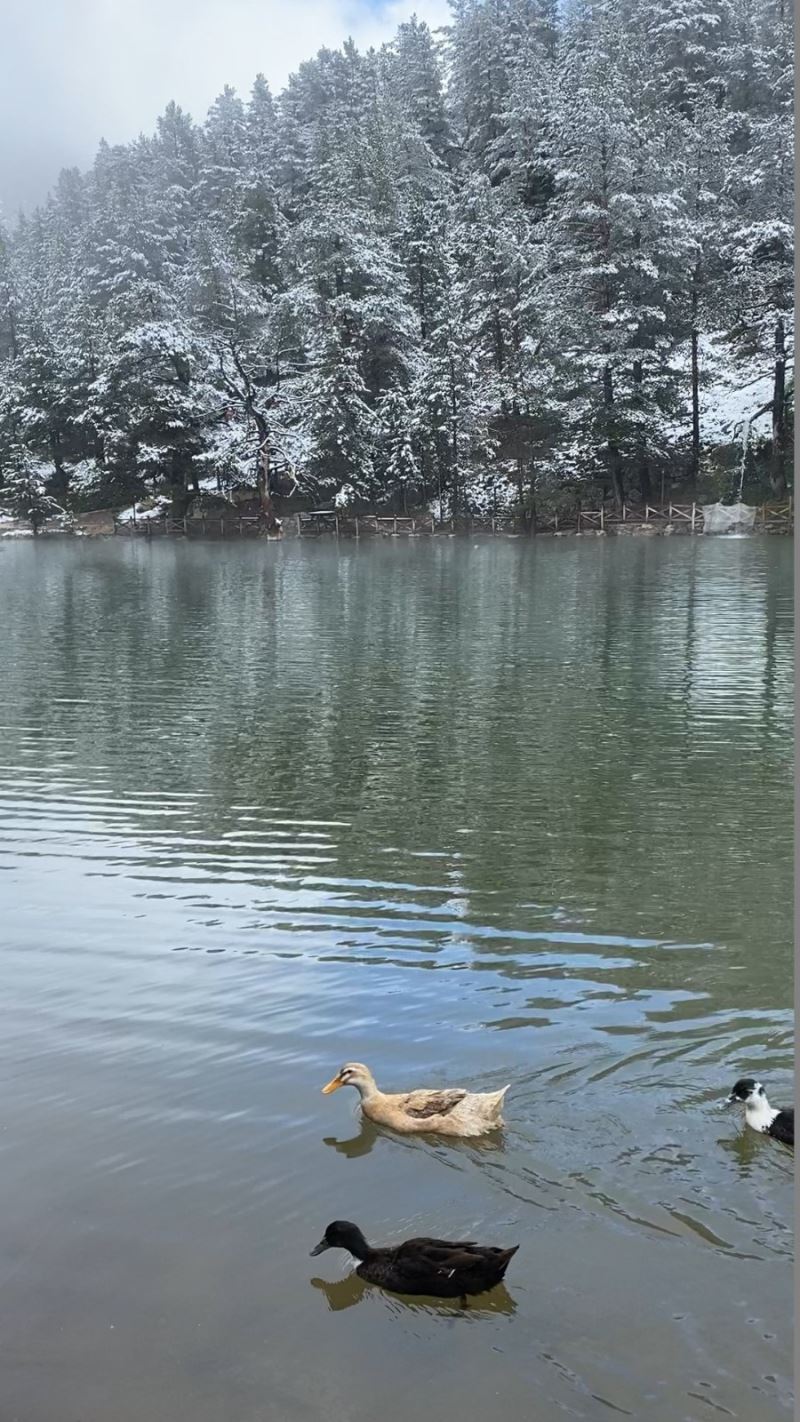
xmin=725 ymin=1077 xmax=794 ymax=1147
xmin=310 ymin=1220 xmax=519 ymax=1304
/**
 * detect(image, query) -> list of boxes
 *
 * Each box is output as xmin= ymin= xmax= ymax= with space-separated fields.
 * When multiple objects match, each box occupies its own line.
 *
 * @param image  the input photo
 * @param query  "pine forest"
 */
xmin=0 ymin=0 xmax=793 ymax=531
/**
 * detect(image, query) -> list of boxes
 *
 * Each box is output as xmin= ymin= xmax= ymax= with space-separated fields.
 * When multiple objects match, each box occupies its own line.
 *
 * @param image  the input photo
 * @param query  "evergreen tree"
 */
xmin=307 ymin=325 xmax=377 ymax=501
xmin=1 ymin=446 xmax=65 ymax=533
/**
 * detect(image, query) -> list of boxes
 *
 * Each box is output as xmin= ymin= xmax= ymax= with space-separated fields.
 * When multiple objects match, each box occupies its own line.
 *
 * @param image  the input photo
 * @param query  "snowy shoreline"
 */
xmin=2 ymin=516 xmax=792 ymax=542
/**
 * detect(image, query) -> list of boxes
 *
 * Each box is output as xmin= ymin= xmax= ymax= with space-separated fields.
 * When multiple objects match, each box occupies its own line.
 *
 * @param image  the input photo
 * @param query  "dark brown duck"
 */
xmin=310 ymin=1220 xmax=518 ymax=1303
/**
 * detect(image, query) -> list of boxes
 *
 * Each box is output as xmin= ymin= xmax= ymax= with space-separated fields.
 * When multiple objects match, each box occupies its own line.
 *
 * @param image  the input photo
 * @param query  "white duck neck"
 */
xmin=745 ymin=1095 xmax=779 ymax=1132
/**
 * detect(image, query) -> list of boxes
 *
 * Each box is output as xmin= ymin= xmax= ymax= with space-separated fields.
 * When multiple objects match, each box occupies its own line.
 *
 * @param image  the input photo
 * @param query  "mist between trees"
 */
xmin=0 ymin=0 xmax=793 ymax=533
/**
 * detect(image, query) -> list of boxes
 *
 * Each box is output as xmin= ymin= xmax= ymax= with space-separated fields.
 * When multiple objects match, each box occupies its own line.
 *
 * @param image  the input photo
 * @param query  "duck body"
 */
xmin=311 ymin=1220 xmax=518 ymax=1300
xmin=322 ymin=1062 xmax=508 ymax=1137
xmin=725 ymin=1077 xmax=794 ymax=1147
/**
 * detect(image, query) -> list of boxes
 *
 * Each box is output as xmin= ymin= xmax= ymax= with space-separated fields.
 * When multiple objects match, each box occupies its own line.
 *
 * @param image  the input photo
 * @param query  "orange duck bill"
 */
xmin=321 ymin=1074 xmax=345 ymax=1094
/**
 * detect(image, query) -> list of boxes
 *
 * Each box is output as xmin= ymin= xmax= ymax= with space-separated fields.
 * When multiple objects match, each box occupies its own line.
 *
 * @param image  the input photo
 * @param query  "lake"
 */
xmin=0 ymin=535 xmax=793 ymax=1422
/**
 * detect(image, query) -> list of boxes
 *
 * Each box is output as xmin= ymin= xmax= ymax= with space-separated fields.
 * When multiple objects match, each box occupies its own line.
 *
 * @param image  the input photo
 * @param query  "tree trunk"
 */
xmin=515 ymin=454 xmax=525 ymax=525
xmin=50 ymin=432 xmax=68 ymax=503
xmin=771 ymin=316 xmax=788 ymax=496
xmin=603 ymin=363 xmax=624 ymax=512
xmin=631 ymin=360 xmax=652 ymax=502
xmin=254 ymin=415 xmax=280 ymax=531
xmin=169 ymin=451 xmax=194 ymax=517
xmin=527 ymin=460 xmax=537 ymax=536
xmin=449 ymin=356 xmax=459 ymax=522
xmin=689 ymin=282 xmax=700 ymax=491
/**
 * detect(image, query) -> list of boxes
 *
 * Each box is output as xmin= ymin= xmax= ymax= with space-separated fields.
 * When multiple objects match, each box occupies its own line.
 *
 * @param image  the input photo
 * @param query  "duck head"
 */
xmin=724 ymin=1077 xmax=762 ymax=1107
xmin=321 ymin=1062 xmax=377 ymax=1098
xmin=310 ymin=1221 xmax=371 ymax=1260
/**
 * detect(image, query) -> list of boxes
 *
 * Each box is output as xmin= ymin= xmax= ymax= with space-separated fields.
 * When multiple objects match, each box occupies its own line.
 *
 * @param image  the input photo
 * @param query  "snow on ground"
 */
xmin=677 ymin=334 xmax=792 ymax=446
xmin=115 ymin=496 xmax=172 ymax=524
xmin=115 ymin=477 xmax=236 ymax=524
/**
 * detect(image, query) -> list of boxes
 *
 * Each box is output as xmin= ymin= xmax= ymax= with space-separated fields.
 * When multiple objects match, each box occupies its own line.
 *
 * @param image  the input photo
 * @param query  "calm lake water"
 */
xmin=0 ymin=536 xmax=793 ymax=1422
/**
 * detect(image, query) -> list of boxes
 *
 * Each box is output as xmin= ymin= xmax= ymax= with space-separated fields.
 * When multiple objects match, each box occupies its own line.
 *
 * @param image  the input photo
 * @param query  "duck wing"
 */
xmin=393 ymin=1240 xmax=518 ymax=1289
xmin=768 ymin=1108 xmax=794 ymax=1146
xmin=401 ymin=1089 xmax=468 ymax=1120
xmin=398 ymin=1236 xmax=480 ymax=1252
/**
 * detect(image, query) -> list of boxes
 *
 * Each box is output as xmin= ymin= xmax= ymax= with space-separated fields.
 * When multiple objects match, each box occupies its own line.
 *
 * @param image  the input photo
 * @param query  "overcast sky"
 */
xmin=0 ymin=0 xmax=451 ymax=217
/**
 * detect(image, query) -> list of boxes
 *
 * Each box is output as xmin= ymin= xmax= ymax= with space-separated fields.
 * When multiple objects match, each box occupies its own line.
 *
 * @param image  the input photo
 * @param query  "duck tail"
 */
xmin=490 ymin=1084 xmax=510 ymax=1117
xmin=496 ymin=1244 xmax=519 ymax=1278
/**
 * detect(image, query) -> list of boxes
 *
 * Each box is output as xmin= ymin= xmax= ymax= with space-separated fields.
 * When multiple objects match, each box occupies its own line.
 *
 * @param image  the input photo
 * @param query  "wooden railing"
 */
xmin=755 ymin=500 xmax=794 ymax=529
xmin=114 ymin=495 xmax=793 ymax=539
xmin=356 ymin=514 xmax=433 ymax=535
xmin=577 ymin=508 xmax=604 ymax=531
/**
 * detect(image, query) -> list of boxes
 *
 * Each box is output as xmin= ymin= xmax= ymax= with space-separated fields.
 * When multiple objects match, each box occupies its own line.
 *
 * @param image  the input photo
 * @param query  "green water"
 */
xmin=0 ymin=536 xmax=793 ymax=1421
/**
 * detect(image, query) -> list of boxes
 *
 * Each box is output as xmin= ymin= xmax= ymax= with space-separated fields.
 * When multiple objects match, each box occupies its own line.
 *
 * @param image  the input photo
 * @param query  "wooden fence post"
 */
xmin=296 ymin=513 xmax=302 ymax=536
xmin=335 ymin=514 xmax=339 ymax=538
xmin=600 ymin=506 xmax=604 ymax=532
xmin=355 ymin=516 xmax=359 ymax=539
xmin=691 ymin=502 xmax=696 ymax=532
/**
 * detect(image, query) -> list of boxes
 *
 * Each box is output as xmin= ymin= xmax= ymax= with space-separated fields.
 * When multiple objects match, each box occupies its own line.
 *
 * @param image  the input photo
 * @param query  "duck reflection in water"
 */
xmin=323 ymin=1116 xmax=383 ymax=1158
xmin=323 ymin=1116 xmax=506 ymax=1160
xmin=718 ymin=1124 xmax=793 ymax=1175
xmin=310 ymin=1273 xmax=517 ymax=1316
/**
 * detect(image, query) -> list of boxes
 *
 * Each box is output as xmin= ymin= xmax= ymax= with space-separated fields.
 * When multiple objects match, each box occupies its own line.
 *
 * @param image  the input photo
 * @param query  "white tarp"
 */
xmin=702 ymin=502 xmax=757 ymax=534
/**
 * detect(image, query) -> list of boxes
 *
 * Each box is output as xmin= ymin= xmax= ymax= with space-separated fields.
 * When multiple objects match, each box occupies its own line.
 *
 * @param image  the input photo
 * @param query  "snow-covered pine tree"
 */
xmin=201 ymin=86 xmax=248 ymax=222
xmin=721 ymin=0 xmax=794 ymax=492
xmin=0 ymin=445 xmax=65 ymax=533
xmin=389 ymin=17 xmax=454 ymax=165
xmin=307 ymin=323 xmax=377 ymax=503
xmin=544 ymin=0 xmax=689 ymax=507
xmin=376 ymin=385 xmax=420 ymax=510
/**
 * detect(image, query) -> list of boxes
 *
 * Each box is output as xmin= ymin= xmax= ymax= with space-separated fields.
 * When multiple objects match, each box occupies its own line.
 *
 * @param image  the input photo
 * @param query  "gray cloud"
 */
xmin=0 ymin=0 xmax=450 ymax=216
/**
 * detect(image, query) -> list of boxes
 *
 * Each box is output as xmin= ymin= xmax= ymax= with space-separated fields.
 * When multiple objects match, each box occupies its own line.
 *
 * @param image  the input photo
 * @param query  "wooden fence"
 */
xmin=353 ymin=514 xmax=434 ymax=536
xmin=115 ymin=511 xmax=273 ymax=537
xmin=755 ymin=500 xmax=794 ymax=530
xmin=115 ymin=496 xmax=793 ymax=539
